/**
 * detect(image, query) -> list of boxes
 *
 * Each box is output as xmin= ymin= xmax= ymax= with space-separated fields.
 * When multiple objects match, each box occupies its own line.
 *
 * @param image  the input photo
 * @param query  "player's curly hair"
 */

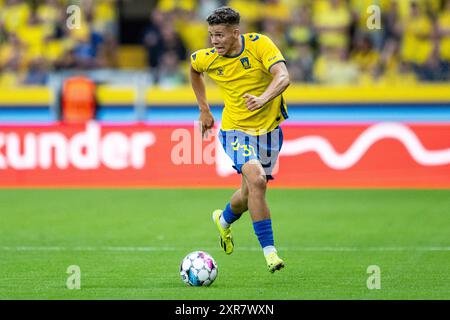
xmin=206 ymin=7 xmax=240 ymax=26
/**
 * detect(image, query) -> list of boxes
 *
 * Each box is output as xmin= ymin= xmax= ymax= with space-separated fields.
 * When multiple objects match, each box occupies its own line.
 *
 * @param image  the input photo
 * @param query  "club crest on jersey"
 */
xmin=217 ymin=67 xmax=224 ymax=76
xmin=240 ymin=57 xmax=251 ymax=69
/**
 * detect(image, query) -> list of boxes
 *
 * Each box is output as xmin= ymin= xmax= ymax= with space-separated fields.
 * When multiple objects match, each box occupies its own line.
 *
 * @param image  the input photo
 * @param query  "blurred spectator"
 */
xmin=17 ymin=10 xmax=50 ymax=67
xmin=227 ymin=0 xmax=261 ymax=32
xmin=0 ymin=32 xmax=24 ymax=85
xmin=44 ymin=33 xmax=74 ymax=70
xmin=349 ymin=0 xmax=386 ymax=51
xmin=158 ymin=50 xmax=186 ymax=89
xmin=69 ymin=10 xmax=99 ymax=69
xmin=260 ymin=17 xmax=288 ymax=52
xmin=285 ymin=4 xmax=314 ymax=82
xmin=143 ymin=10 xmax=187 ymax=83
xmin=175 ymin=9 xmax=209 ymax=53
xmin=23 ymin=57 xmax=49 ymax=84
xmin=314 ymin=46 xmax=359 ymax=85
xmin=92 ymin=0 xmax=118 ymax=37
xmin=157 ymin=0 xmax=196 ymax=13
xmin=36 ymin=0 xmax=62 ymax=36
xmin=383 ymin=0 xmax=402 ymax=46
xmin=400 ymin=0 xmax=436 ymax=80
xmin=260 ymin=0 xmax=290 ymax=24
xmin=379 ymin=43 xmax=418 ymax=85
xmin=143 ymin=9 xmax=166 ymax=70
xmin=1 ymin=0 xmax=30 ymax=34
xmin=437 ymin=0 xmax=450 ymax=79
xmin=313 ymin=0 xmax=352 ymax=51
xmin=350 ymin=34 xmax=381 ymax=82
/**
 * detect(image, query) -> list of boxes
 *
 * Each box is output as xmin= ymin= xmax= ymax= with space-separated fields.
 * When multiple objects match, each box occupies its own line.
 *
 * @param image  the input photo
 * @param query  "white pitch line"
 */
xmin=0 ymin=246 xmax=449 ymax=252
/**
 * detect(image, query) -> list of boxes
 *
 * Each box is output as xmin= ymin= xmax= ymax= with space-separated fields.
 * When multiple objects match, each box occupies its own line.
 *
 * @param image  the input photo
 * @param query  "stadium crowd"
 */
xmin=0 ymin=0 xmax=118 ymax=85
xmin=1 ymin=0 xmax=450 ymax=86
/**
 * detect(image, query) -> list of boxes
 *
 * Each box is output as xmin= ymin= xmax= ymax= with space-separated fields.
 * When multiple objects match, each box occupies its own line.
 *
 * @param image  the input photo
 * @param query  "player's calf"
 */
xmin=253 ymin=219 xmax=284 ymax=273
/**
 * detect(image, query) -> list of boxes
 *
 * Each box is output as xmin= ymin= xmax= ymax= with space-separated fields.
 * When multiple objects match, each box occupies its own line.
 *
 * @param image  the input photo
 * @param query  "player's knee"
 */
xmin=247 ymin=174 xmax=267 ymax=193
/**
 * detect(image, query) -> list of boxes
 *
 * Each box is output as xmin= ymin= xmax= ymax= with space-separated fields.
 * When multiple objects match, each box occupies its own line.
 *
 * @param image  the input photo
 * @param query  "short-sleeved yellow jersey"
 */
xmin=191 ymin=33 xmax=288 ymax=134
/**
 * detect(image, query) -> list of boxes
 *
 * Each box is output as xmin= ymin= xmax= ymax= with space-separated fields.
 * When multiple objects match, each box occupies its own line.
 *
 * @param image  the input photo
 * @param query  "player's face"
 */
xmin=208 ymin=24 xmax=240 ymax=56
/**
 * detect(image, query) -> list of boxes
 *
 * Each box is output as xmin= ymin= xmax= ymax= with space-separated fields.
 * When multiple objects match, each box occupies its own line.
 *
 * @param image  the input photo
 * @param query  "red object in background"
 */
xmin=0 ymin=122 xmax=449 ymax=188
xmin=61 ymin=76 xmax=96 ymax=122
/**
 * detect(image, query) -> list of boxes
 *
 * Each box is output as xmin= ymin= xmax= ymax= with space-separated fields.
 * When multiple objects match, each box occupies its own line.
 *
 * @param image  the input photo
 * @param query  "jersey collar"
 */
xmin=223 ymin=35 xmax=245 ymax=58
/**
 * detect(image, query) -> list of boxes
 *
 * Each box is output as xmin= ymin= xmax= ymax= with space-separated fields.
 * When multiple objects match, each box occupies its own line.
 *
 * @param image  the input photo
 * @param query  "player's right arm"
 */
xmin=190 ymin=64 xmax=214 ymax=137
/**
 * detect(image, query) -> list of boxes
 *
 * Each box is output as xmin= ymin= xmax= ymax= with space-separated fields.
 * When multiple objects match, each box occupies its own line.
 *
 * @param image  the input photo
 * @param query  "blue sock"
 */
xmin=222 ymin=203 xmax=242 ymax=224
xmin=253 ymin=219 xmax=274 ymax=248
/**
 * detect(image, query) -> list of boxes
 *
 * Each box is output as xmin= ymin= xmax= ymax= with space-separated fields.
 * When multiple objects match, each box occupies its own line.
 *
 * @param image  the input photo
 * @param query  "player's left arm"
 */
xmin=243 ymin=62 xmax=290 ymax=111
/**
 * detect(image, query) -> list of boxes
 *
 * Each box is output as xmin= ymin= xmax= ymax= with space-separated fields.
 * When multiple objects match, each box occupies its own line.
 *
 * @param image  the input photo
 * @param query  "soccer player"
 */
xmin=190 ymin=7 xmax=290 ymax=273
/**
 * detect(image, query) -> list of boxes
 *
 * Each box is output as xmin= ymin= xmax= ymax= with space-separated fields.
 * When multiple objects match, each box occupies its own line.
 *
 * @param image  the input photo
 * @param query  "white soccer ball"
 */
xmin=180 ymin=251 xmax=218 ymax=286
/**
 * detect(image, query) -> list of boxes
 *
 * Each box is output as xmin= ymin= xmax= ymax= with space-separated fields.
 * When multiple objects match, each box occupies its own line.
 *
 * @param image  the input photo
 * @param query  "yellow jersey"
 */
xmin=191 ymin=33 xmax=288 ymax=134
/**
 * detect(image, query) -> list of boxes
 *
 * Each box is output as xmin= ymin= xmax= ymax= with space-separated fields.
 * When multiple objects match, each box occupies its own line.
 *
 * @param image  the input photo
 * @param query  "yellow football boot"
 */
xmin=212 ymin=209 xmax=234 ymax=255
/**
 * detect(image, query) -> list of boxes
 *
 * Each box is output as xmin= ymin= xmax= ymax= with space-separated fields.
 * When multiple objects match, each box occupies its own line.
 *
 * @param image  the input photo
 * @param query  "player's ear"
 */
xmin=232 ymin=27 xmax=240 ymax=39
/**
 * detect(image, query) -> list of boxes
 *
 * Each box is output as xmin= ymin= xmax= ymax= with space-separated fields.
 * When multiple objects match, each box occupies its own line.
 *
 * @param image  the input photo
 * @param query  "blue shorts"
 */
xmin=218 ymin=127 xmax=283 ymax=180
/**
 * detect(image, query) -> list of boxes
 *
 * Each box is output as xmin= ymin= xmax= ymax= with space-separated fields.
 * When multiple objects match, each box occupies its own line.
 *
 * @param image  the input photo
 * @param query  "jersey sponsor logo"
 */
xmin=268 ymin=55 xmax=279 ymax=62
xmin=240 ymin=57 xmax=251 ymax=69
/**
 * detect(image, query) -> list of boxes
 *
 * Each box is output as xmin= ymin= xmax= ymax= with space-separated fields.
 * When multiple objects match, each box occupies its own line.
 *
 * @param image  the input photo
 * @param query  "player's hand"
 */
xmin=243 ymin=93 xmax=267 ymax=111
xmin=199 ymin=110 xmax=215 ymax=138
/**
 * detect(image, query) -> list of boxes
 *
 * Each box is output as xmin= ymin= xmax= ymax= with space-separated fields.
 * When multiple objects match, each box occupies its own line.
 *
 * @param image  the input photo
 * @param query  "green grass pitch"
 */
xmin=0 ymin=189 xmax=449 ymax=299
